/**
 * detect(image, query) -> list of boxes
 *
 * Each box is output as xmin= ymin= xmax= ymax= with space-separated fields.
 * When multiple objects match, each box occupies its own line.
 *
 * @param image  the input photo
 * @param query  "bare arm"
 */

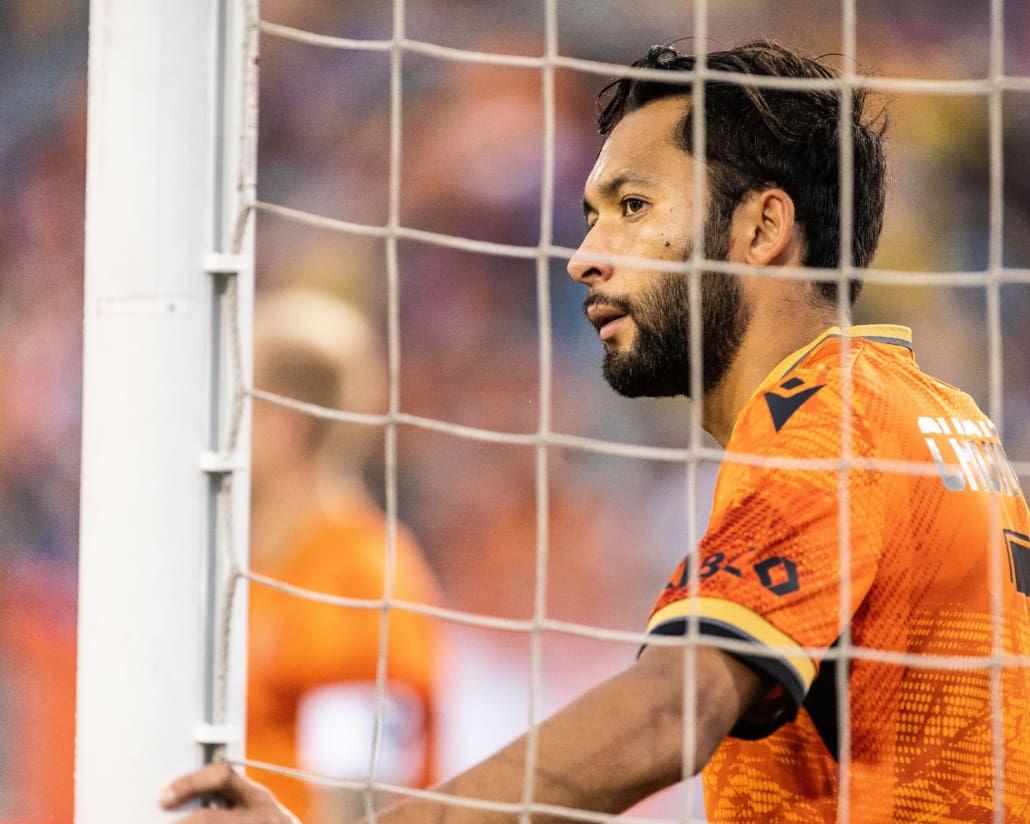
xmin=161 ymin=643 xmax=764 ymax=823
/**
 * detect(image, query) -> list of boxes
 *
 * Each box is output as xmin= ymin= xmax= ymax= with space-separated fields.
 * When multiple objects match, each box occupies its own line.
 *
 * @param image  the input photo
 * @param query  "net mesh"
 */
xmin=223 ymin=2 xmax=1030 ymax=822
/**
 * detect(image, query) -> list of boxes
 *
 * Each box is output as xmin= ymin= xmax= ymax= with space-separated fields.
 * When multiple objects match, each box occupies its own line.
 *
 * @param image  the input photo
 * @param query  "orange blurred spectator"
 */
xmin=0 ymin=558 xmax=76 ymax=822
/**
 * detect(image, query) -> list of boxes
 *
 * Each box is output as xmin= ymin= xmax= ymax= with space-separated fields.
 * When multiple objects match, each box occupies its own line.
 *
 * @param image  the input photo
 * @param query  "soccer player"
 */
xmin=246 ymin=288 xmax=440 ymax=822
xmin=160 ymin=40 xmax=1030 ymax=822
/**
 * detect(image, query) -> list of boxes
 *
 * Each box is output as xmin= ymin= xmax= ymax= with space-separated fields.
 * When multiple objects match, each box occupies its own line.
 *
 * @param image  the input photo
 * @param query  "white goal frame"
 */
xmin=77 ymin=1 xmax=257 ymax=820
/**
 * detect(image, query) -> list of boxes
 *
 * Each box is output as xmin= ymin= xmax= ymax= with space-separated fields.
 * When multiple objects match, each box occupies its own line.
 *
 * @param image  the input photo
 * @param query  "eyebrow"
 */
xmin=581 ymin=172 xmax=653 ymax=221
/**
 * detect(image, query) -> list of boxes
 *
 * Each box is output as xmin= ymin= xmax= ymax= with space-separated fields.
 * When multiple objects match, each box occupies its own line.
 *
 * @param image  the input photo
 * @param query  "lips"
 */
xmin=586 ymin=303 xmax=628 ymax=341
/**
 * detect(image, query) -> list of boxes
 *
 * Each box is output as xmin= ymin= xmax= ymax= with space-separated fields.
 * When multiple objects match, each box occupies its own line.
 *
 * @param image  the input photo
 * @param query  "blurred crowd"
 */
xmin=1 ymin=0 xmax=1028 ymax=820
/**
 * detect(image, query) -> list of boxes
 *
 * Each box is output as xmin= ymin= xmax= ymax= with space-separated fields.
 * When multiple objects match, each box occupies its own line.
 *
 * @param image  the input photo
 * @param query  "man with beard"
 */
xmin=161 ymin=40 xmax=1030 ymax=822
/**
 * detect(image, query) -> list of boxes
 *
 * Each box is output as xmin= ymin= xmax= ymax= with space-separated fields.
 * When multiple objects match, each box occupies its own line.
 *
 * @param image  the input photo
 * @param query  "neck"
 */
xmin=702 ymin=299 xmax=837 ymax=447
xmin=250 ymin=458 xmax=324 ymax=568
xmin=250 ymin=459 xmax=371 ymax=568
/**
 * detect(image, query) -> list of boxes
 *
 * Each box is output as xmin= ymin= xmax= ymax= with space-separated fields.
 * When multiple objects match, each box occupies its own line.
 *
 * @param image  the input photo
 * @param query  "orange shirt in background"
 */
xmin=247 ymin=495 xmax=440 ymax=821
xmin=0 ymin=559 xmax=77 ymax=823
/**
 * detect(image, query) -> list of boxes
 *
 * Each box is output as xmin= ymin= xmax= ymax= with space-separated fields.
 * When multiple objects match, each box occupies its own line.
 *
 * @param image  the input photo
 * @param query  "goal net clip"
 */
xmin=200 ymin=450 xmax=246 ymax=474
xmin=194 ymin=722 xmax=243 ymax=747
xmin=203 ymin=252 xmax=246 ymax=278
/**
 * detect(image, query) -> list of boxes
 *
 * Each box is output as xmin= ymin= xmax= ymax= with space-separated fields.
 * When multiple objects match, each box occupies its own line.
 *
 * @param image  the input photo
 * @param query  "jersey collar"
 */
xmin=764 ymin=324 xmax=914 ymax=386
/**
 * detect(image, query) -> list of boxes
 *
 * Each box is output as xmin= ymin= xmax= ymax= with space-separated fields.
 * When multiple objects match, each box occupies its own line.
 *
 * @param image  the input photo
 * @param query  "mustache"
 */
xmin=582 ymin=292 xmax=633 ymax=318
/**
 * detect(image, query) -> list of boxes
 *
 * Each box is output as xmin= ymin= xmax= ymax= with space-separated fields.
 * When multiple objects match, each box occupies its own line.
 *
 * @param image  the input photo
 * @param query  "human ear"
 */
xmin=732 ymin=188 xmax=798 ymax=266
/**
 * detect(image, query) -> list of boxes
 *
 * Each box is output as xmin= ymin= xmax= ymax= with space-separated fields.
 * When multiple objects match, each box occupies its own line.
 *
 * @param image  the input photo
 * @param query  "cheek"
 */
xmin=724 ymin=217 xmax=752 ymax=262
xmin=656 ymin=222 xmax=695 ymax=260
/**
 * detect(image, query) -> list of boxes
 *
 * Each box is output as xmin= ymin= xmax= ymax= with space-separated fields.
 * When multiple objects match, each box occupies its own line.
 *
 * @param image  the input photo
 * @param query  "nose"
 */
xmin=567 ymin=232 xmax=614 ymax=285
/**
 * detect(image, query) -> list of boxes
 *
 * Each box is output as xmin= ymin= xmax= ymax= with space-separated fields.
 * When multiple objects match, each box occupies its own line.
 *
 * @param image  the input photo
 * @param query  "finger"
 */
xmin=159 ymin=762 xmax=255 ymax=809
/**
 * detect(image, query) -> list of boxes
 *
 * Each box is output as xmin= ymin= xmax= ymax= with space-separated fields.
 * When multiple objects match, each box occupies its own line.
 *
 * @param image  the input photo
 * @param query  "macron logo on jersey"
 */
xmin=764 ymin=377 xmax=826 ymax=432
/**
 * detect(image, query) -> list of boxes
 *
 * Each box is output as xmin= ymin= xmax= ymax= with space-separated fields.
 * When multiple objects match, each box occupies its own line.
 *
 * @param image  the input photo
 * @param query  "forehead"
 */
xmin=585 ymin=95 xmax=692 ymax=195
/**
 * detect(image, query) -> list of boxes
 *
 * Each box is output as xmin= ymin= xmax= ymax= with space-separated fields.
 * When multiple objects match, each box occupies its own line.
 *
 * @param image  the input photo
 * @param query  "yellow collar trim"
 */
xmin=763 ymin=324 xmax=913 ymax=387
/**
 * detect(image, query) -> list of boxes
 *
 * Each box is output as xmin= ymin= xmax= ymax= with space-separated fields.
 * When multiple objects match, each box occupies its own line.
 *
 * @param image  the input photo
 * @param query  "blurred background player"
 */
xmin=246 ymin=287 xmax=441 ymax=823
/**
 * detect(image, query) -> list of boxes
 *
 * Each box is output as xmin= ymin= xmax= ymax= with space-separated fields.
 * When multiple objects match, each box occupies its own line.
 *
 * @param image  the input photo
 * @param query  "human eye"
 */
xmin=621 ymin=197 xmax=647 ymax=217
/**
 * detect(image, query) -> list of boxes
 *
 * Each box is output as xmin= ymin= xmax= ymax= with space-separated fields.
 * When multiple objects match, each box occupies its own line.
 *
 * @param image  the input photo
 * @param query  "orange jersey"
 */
xmin=247 ymin=495 xmax=440 ymax=821
xmin=647 ymin=325 xmax=1030 ymax=822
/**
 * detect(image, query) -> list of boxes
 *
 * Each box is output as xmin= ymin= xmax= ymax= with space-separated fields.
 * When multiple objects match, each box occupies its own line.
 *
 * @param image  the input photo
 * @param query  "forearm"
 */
xmin=369 ymin=645 xmax=758 ymax=824
xmin=373 ymin=665 xmax=677 ymax=823
xmin=157 ymin=645 xmax=761 ymax=822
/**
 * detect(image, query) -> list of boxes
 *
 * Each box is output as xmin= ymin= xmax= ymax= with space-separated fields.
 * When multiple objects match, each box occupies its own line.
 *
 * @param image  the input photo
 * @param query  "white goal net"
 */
xmin=77 ymin=1 xmax=1030 ymax=822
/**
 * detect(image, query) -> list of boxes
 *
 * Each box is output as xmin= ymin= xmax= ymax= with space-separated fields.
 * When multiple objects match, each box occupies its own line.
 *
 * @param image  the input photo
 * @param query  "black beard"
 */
xmin=595 ymin=269 xmax=750 ymax=399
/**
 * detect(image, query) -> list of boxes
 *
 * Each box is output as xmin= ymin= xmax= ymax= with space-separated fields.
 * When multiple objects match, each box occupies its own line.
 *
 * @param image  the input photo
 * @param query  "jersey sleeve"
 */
xmin=647 ymin=375 xmax=887 ymax=739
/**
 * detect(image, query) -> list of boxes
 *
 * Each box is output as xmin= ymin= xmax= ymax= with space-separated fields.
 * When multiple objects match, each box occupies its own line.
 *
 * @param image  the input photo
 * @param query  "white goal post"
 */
xmin=77 ymin=1 xmax=257 ymax=821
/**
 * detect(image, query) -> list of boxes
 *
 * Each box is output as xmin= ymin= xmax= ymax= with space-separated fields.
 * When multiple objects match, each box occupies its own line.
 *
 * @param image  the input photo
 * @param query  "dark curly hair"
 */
xmin=597 ymin=40 xmax=888 ymax=305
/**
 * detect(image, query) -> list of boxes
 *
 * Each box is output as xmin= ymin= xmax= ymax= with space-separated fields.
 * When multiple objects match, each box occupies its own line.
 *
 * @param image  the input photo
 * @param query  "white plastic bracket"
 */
xmin=203 ymin=253 xmax=245 ymax=277
xmin=194 ymin=723 xmax=243 ymax=746
xmin=200 ymin=450 xmax=245 ymax=474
